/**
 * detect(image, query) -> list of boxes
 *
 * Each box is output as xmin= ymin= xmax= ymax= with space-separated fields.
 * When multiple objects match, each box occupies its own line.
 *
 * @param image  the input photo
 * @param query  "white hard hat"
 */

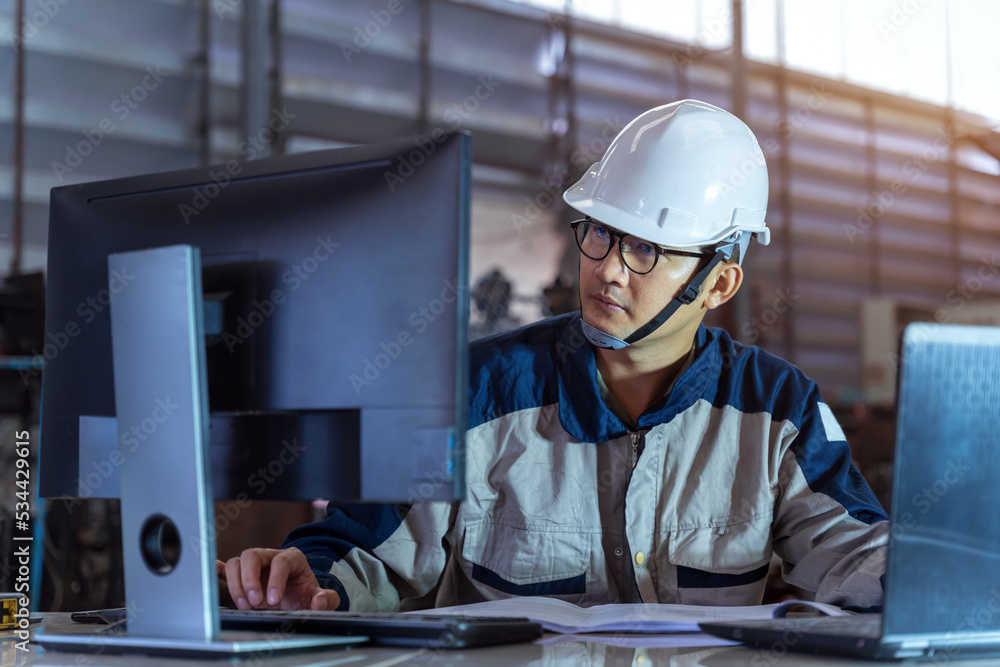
xmin=563 ymin=99 xmax=769 ymax=263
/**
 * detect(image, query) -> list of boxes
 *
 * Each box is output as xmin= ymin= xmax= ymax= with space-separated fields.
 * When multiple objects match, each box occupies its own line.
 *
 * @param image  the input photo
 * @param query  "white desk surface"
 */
xmin=6 ymin=613 xmax=1000 ymax=666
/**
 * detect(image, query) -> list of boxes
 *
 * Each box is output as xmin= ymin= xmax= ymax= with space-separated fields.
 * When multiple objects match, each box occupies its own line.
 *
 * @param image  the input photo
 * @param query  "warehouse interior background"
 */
xmin=1 ymin=0 xmax=999 ymax=610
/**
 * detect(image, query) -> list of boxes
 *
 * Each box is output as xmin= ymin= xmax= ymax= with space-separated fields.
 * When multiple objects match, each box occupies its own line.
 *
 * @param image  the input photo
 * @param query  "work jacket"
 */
xmin=284 ymin=313 xmax=889 ymax=611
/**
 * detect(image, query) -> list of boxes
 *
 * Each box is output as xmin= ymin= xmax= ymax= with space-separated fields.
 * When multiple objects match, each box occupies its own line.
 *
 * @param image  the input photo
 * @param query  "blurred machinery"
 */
xmin=469 ymin=269 xmax=522 ymax=340
xmin=468 ymin=268 xmax=583 ymax=340
xmin=0 ymin=273 xmax=44 ymax=596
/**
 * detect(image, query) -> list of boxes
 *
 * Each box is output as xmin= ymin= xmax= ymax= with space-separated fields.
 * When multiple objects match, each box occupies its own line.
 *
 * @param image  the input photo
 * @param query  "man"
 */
xmin=221 ymin=99 xmax=888 ymax=613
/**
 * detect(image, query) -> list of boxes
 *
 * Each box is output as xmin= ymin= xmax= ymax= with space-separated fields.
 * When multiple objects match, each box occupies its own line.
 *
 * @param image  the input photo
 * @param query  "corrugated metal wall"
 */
xmin=2 ymin=0 xmax=999 ymax=399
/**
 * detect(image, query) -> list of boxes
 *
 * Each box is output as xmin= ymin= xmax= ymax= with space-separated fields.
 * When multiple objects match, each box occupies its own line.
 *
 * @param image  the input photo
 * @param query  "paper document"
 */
xmin=537 ymin=632 xmax=740 ymax=648
xmin=421 ymin=598 xmax=850 ymax=634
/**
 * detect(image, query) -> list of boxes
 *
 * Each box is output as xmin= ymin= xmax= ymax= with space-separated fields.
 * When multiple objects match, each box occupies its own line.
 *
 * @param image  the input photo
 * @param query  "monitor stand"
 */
xmin=35 ymin=245 xmax=363 ymax=657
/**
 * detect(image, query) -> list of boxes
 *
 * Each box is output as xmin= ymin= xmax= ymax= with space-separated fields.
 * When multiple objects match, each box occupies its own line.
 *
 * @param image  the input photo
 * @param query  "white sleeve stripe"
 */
xmin=818 ymin=402 xmax=846 ymax=443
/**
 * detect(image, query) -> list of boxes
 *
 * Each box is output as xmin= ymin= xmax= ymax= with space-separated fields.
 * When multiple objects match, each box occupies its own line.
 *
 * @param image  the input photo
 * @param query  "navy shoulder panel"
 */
xmin=467 ymin=313 xmax=574 ymax=429
xmin=699 ymin=327 xmax=887 ymax=525
xmin=700 ymin=325 xmax=817 ymax=426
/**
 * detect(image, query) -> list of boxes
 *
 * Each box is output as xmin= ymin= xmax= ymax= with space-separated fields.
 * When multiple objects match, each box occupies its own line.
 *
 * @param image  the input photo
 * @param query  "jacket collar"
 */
xmin=556 ymin=315 xmax=721 ymax=442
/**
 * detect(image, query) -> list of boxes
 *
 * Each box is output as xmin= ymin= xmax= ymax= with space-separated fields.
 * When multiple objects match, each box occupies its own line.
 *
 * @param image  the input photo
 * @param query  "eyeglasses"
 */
xmin=570 ymin=218 xmax=709 ymax=275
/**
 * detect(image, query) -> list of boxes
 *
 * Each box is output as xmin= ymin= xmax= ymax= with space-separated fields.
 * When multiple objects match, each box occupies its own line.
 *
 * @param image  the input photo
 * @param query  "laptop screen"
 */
xmin=884 ymin=323 xmax=1000 ymax=637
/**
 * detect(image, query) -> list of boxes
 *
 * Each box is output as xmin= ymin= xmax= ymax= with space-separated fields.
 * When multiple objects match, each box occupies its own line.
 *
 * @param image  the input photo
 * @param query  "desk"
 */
xmin=7 ymin=614 xmax=999 ymax=666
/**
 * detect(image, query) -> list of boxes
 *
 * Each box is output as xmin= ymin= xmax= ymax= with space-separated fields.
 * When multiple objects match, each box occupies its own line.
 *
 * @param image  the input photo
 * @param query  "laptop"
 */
xmin=700 ymin=323 xmax=1000 ymax=660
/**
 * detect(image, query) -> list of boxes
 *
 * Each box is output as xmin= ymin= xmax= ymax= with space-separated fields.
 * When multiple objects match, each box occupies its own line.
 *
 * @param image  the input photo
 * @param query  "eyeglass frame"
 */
xmin=570 ymin=218 xmax=710 ymax=275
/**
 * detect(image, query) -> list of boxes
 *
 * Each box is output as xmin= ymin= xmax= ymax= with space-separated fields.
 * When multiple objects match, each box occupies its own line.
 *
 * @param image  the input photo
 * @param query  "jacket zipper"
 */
xmin=630 ymin=431 xmax=641 ymax=470
xmin=624 ymin=430 xmax=644 ymax=603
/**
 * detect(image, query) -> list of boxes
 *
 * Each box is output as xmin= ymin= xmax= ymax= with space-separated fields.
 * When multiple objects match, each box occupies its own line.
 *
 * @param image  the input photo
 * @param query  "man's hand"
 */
xmin=217 ymin=547 xmax=341 ymax=611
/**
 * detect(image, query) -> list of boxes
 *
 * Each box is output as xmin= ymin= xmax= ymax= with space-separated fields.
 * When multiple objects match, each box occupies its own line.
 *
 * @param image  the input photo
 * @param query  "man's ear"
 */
xmin=704 ymin=262 xmax=743 ymax=310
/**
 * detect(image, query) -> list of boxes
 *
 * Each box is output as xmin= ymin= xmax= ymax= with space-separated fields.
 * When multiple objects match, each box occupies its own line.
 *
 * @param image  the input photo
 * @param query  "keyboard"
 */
xmin=72 ymin=607 xmax=543 ymax=649
xmin=703 ymin=613 xmax=882 ymax=639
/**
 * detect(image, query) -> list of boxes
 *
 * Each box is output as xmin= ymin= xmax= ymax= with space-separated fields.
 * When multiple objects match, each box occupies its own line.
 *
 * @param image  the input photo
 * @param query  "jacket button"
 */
xmin=614 ymin=547 xmax=623 ymax=557
xmin=635 ymin=552 xmax=645 ymax=565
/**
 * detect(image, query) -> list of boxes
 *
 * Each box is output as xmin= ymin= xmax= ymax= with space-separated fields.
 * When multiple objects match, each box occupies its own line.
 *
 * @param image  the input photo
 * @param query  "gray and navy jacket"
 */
xmin=284 ymin=312 xmax=889 ymax=611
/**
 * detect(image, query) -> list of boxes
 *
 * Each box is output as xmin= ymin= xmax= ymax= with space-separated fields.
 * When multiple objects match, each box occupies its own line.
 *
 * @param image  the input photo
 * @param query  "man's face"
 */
xmin=578 ymin=224 xmax=707 ymax=345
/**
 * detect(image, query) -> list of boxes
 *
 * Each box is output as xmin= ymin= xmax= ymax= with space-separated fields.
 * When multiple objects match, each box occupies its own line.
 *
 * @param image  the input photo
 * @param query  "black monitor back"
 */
xmin=39 ymin=133 xmax=470 ymax=502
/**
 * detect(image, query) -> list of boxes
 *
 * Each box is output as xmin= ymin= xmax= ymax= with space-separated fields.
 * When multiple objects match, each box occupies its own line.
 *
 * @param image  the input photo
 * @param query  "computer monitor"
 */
xmin=39 ymin=132 xmax=470 ymax=504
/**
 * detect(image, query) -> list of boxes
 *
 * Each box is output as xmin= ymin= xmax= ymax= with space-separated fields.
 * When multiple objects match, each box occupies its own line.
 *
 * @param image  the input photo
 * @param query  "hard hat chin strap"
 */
xmin=581 ymin=244 xmax=734 ymax=350
xmin=581 ymin=319 xmax=631 ymax=350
